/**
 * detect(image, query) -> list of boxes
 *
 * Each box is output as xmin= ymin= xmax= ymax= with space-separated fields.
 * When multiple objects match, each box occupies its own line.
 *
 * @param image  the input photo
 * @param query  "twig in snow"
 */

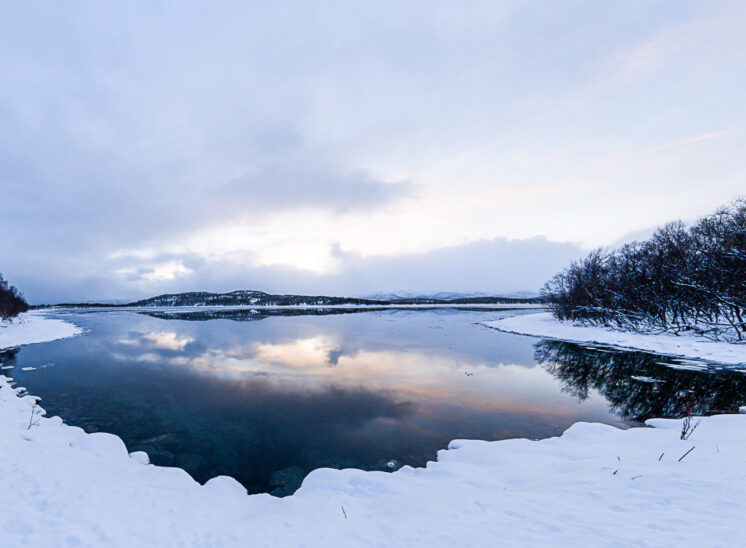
xmin=612 ymin=469 xmax=618 ymax=475
xmin=658 ymin=452 xmax=664 ymax=461
xmin=631 ymin=475 xmax=642 ymax=480
xmin=341 ymin=505 xmax=347 ymax=519
xmin=27 ymin=402 xmax=40 ymax=430
xmin=681 ymin=415 xmax=700 ymax=440
xmin=678 ymin=447 xmax=695 ymax=462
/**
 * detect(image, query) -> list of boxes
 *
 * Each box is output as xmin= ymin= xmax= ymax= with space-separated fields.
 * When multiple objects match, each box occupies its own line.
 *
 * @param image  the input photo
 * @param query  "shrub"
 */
xmin=0 ymin=273 xmax=29 ymax=319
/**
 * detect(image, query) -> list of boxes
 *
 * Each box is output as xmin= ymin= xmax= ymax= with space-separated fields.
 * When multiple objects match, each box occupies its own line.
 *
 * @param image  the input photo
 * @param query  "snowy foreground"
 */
xmin=3 ymin=314 xmax=746 ymax=546
xmin=2 ymin=376 xmax=746 ymax=547
xmin=485 ymin=312 xmax=746 ymax=366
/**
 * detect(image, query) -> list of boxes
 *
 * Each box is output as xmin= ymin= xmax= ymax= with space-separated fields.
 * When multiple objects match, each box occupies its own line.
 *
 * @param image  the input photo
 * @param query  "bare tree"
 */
xmin=542 ymin=198 xmax=746 ymax=342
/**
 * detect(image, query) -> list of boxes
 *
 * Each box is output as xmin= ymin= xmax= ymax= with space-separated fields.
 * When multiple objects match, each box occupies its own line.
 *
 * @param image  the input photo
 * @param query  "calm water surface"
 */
xmin=2 ymin=308 xmax=745 ymax=495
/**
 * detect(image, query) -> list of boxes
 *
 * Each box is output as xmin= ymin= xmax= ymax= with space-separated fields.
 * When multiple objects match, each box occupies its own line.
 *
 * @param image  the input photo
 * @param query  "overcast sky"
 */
xmin=1 ymin=1 xmax=744 ymax=303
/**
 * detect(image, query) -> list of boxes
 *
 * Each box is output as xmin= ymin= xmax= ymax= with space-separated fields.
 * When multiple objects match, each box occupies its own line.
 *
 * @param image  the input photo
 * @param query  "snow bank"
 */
xmin=1 ymin=373 xmax=745 ymax=546
xmin=0 ymin=310 xmax=83 ymax=350
xmin=484 ymin=312 xmax=746 ymax=366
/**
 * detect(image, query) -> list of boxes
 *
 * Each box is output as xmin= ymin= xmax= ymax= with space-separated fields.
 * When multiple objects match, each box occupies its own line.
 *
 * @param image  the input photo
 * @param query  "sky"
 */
xmin=1 ymin=1 xmax=744 ymax=303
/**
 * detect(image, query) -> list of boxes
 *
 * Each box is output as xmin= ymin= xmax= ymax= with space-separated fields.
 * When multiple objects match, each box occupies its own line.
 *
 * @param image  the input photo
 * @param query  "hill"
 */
xmin=53 ymin=290 xmax=543 ymax=308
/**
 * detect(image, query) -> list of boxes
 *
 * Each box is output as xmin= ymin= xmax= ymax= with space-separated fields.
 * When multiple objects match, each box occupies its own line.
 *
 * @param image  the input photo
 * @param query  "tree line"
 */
xmin=542 ymin=198 xmax=746 ymax=342
xmin=0 ymin=273 xmax=29 ymax=318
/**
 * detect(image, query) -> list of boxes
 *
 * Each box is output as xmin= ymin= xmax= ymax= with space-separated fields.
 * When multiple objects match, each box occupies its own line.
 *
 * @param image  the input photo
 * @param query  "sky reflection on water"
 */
xmin=1 ymin=308 xmax=709 ymax=495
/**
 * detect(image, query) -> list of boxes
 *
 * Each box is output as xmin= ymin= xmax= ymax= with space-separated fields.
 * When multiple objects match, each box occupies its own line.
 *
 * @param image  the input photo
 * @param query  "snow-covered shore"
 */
xmin=0 ymin=310 xmax=84 ymax=349
xmin=485 ymin=312 xmax=746 ymax=366
xmin=1 ymin=373 xmax=745 ymax=546
xmin=3 ymin=311 xmax=746 ymax=546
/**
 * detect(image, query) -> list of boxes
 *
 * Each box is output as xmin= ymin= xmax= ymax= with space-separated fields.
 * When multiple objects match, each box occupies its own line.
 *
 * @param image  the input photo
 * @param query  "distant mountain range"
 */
xmin=362 ymin=291 xmax=540 ymax=301
xmin=51 ymin=289 xmax=543 ymax=308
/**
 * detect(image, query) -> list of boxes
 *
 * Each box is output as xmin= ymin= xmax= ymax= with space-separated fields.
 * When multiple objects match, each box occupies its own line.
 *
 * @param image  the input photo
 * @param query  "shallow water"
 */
xmin=2 ymin=308 xmax=745 ymax=495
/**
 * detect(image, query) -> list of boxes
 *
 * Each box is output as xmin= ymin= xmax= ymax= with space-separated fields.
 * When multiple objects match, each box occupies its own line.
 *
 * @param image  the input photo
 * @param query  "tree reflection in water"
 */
xmin=0 ymin=348 xmax=19 ymax=371
xmin=535 ymin=339 xmax=746 ymax=422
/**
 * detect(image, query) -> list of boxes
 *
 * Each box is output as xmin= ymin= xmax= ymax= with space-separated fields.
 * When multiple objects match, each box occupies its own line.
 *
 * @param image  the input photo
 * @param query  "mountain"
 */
xmin=363 ymin=291 xmax=540 ymax=301
xmin=128 ymin=290 xmax=375 ymax=307
xmin=53 ymin=289 xmax=544 ymax=308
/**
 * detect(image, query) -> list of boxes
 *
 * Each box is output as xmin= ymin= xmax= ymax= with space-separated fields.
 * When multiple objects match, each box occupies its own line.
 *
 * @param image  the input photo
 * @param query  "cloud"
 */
xmin=218 ymin=166 xmax=410 ymax=215
xmin=10 ymin=235 xmax=585 ymax=303
xmin=213 ymin=133 xmax=413 ymax=215
xmin=328 ymin=236 xmax=586 ymax=296
xmin=1 ymin=2 xmax=744 ymax=304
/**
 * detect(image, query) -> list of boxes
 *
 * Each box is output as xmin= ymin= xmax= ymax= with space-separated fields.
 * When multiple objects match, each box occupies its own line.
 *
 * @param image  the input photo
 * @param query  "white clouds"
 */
xmin=117 ymin=261 xmax=193 ymax=282
xmin=0 ymin=1 xmax=744 ymax=301
xmin=214 ymin=149 xmax=412 ymax=215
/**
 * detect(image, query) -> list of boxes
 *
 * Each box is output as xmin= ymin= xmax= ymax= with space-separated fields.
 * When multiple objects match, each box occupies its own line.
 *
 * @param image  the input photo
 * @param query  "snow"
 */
xmin=2 ymin=310 xmax=746 ymax=545
xmin=1 ymin=373 xmax=745 ymax=546
xmin=630 ymin=375 xmax=665 ymax=384
xmin=484 ymin=312 xmax=746 ymax=366
xmin=0 ymin=310 xmax=84 ymax=349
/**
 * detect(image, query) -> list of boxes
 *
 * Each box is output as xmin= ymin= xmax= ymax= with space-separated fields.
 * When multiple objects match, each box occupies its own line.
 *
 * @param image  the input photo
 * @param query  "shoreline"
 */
xmin=3 ymin=311 xmax=746 ymax=545
xmin=1 ymin=369 xmax=744 ymax=545
xmin=46 ymin=303 xmax=548 ymax=312
xmin=483 ymin=312 xmax=746 ymax=367
xmin=0 ymin=310 xmax=84 ymax=350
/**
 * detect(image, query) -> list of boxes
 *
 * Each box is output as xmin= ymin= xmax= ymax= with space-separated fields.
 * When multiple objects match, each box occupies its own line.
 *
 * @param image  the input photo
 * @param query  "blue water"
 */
xmin=2 ymin=308 xmax=744 ymax=495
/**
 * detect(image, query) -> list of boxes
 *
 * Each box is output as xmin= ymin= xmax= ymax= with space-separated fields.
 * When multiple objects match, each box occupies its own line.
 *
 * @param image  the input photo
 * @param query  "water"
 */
xmin=2 ymin=308 xmax=745 ymax=496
